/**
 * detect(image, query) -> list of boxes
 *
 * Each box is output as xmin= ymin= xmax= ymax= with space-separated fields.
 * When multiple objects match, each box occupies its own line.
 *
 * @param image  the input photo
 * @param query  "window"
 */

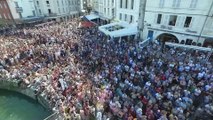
xmin=112 ymin=8 xmax=114 ymax=17
xmin=0 ymin=3 xmax=2 ymax=8
xmin=169 ymin=15 xmax=177 ymax=26
xmin=159 ymin=0 xmax=165 ymax=8
xmin=119 ymin=13 xmax=122 ymax=20
xmin=58 ymin=8 xmax=61 ymax=13
xmin=32 ymin=10 xmax=36 ymax=16
xmin=0 ymin=14 xmax=2 ymax=18
xmin=190 ymin=0 xmax=198 ymax=8
xmin=184 ymin=17 xmax=192 ymax=27
xmin=8 ymin=14 xmax=11 ymax=19
xmin=63 ymin=8 xmax=65 ymax=13
xmin=19 ymin=13 xmax=22 ymax=18
xmin=57 ymin=1 xmax=59 ymax=6
xmin=185 ymin=39 xmax=193 ymax=45
xmin=125 ymin=14 xmax=127 ymax=21
xmin=177 ymin=0 xmax=181 ymax=7
xmin=46 ymin=1 xmax=49 ymax=4
xmin=157 ymin=14 xmax=162 ymax=24
xmin=125 ymin=0 xmax=128 ymax=8
xmin=14 ymin=2 xmax=19 ymax=7
xmin=4 ymin=13 xmax=7 ymax=19
xmin=48 ymin=9 xmax=51 ymax=14
xmin=36 ymin=1 xmax=39 ymax=5
xmin=104 ymin=8 xmax=106 ymax=14
xmin=39 ymin=9 xmax=41 ymax=14
xmin=130 ymin=15 xmax=133 ymax=23
xmin=172 ymin=0 xmax=176 ymax=7
xmin=172 ymin=0 xmax=181 ymax=8
xmin=120 ymin=0 xmax=122 ymax=8
xmin=131 ymin=0 xmax=134 ymax=9
xmin=4 ymin=3 xmax=7 ymax=8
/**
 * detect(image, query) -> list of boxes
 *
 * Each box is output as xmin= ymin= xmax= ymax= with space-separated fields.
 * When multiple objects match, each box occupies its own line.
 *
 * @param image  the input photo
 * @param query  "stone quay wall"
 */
xmin=0 ymin=79 xmax=52 ymax=111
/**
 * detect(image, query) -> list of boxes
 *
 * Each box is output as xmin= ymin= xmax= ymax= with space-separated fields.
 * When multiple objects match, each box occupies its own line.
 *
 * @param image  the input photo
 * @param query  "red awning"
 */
xmin=79 ymin=21 xmax=94 ymax=28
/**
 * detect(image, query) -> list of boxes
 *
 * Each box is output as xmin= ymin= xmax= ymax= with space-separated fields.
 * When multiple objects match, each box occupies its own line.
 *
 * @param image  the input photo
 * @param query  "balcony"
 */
xmin=16 ymin=7 xmax=23 ymax=13
xmin=160 ymin=25 xmax=166 ymax=29
xmin=160 ymin=25 xmax=173 ymax=30
xmin=45 ymin=13 xmax=57 ymax=17
xmin=186 ymin=29 xmax=197 ymax=33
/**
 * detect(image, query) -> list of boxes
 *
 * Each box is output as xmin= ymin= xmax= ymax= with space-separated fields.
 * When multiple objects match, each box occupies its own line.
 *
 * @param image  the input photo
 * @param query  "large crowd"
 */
xmin=0 ymin=18 xmax=213 ymax=120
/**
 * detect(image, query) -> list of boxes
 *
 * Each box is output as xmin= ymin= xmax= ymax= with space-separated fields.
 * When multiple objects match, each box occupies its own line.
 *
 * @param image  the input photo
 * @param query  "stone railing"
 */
xmin=0 ymin=79 xmax=52 ymax=113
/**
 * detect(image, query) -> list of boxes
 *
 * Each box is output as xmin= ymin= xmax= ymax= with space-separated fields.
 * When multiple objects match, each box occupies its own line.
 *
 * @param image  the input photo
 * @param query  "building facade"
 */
xmin=90 ymin=0 xmax=140 ymax=24
xmin=201 ymin=2 xmax=213 ymax=47
xmin=143 ymin=0 xmax=213 ymax=46
xmin=97 ymin=0 xmax=116 ymax=19
xmin=8 ymin=0 xmax=37 ymax=19
xmin=116 ymin=0 xmax=140 ymax=24
xmin=80 ymin=0 xmax=94 ymax=13
xmin=93 ymin=0 xmax=99 ymax=12
xmin=0 ymin=0 xmax=13 ymax=20
xmin=34 ymin=0 xmax=80 ymax=21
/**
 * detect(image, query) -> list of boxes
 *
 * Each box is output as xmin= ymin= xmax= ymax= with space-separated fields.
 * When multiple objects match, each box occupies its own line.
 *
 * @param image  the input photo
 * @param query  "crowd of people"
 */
xmin=0 ymin=18 xmax=213 ymax=120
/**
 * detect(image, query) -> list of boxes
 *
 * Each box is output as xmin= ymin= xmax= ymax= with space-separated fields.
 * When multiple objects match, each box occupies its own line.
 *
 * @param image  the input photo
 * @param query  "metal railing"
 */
xmin=138 ymin=38 xmax=151 ymax=49
xmin=165 ymin=42 xmax=212 ymax=52
xmin=44 ymin=112 xmax=61 ymax=120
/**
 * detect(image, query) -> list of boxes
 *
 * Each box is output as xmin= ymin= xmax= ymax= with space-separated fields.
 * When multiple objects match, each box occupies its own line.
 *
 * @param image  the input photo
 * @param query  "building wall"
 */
xmin=202 ymin=17 xmax=213 ymax=37
xmin=0 ymin=0 xmax=13 ymax=20
xmin=93 ymin=0 xmax=139 ymax=23
xmin=116 ymin=0 xmax=140 ymax=24
xmin=98 ymin=0 xmax=115 ymax=19
xmin=143 ymin=0 xmax=213 ymax=44
xmin=81 ymin=0 xmax=93 ymax=11
xmin=15 ymin=0 xmax=36 ymax=18
xmin=93 ymin=0 xmax=99 ymax=12
xmin=7 ymin=0 xmax=38 ymax=20
xmin=80 ymin=0 xmax=83 ymax=10
xmin=34 ymin=0 xmax=80 ymax=20
xmin=202 ymin=1 xmax=213 ymax=37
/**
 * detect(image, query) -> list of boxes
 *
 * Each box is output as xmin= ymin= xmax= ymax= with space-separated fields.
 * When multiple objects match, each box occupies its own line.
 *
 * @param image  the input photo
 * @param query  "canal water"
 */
xmin=0 ymin=89 xmax=51 ymax=120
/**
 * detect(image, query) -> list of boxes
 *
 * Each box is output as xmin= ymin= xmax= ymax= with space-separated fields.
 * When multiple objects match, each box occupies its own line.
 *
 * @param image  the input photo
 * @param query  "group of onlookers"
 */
xmin=0 ymin=18 xmax=212 ymax=120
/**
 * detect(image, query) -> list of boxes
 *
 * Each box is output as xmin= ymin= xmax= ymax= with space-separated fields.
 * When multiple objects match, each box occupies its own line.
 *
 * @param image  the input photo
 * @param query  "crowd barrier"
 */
xmin=138 ymin=38 xmax=152 ymax=49
xmin=43 ymin=112 xmax=62 ymax=120
xmin=165 ymin=42 xmax=213 ymax=52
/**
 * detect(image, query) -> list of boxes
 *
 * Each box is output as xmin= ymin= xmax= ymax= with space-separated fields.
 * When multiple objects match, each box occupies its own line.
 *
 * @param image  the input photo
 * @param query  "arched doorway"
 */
xmin=156 ymin=33 xmax=179 ymax=43
xmin=203 ymin=38 xmax=213 ymax=48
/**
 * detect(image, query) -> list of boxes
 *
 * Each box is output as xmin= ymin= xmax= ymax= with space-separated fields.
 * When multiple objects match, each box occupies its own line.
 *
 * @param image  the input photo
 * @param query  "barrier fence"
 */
xmin=138 ymin=38 xmax=151 ymax=49
xmin=165 ymin=42 xmax=212 ymax=52
xmin=43 ymin=112 xmax=62 ymax=120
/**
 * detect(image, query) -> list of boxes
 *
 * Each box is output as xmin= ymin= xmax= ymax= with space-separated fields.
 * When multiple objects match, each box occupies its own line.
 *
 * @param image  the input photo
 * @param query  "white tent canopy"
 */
xmin=98 ymin=21 xmax=138 ymax=38
xmin=85 ymin=14 xmax=100 ymax=21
